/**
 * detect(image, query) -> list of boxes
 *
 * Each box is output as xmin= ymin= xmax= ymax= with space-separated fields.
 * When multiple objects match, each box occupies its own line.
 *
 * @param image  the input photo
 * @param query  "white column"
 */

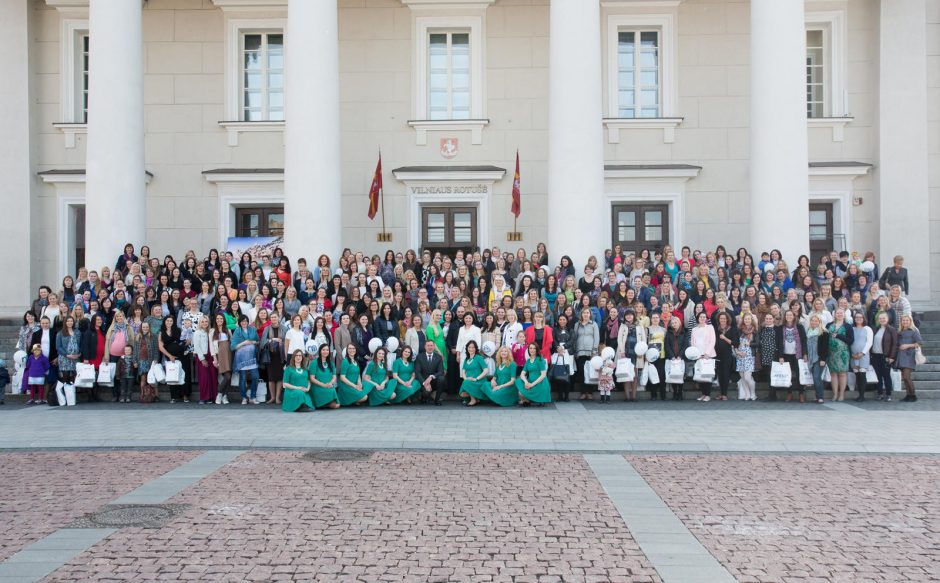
xmin=284 ymin=0 xmax=342 ymax=260
xmin=749 ymin=0 xmax=810 ymax=265
xmin=879 ymin=0 xmax=931 ymax=302
xmin=85 ymin=0 xmax=145 ymax=272
xmin=547 ymin=0 xmax=605 ymax=273
xmin=0 ymin=0 xmax=33 ymax=314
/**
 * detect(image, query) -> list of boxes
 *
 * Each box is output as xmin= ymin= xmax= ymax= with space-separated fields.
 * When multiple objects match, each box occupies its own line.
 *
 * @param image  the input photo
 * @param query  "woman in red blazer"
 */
xmin=525 ymin=311 xmax=554 ymax=359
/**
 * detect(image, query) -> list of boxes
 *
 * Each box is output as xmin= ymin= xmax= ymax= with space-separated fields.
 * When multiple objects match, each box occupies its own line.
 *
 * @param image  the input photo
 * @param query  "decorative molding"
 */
xmin=52 ymin=123 xmax=87 ymax=149
xmin=212 ymin=0 xmax=287 ymax=9
xmin=808 ymin=161 xmax=872 ymax=177
xmin=406 ymin=119 xmax=489 ymax=146
xmin=402 ymin=0 xmax=496 ymax=8
xmin=604 ymin=164 xmax=701 ymax=180
xmin=46 ymin=0 xmax=89 ymax=8
xmin=203 ymin=169 xmax=284 ymax=183
xmin=38 ymin=169 xmax=153 ymax=184
xmin=601 ymin=1 xmax=684 ymax=7
xmin=217 ymin=121 xmax=285 ymax=147
xmin=807 ymin=116 xmax=853 ymax=142
xmin=392 ymin=165 xmax=505 ymax=182
xmin=603 ymin=117 xmax=683 ymax=144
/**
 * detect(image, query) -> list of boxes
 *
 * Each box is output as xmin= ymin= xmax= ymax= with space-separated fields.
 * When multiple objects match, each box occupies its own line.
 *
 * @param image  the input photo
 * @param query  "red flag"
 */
xmin=368 ymin=153 xmax=382 ymax=220
xmin=511 ymin=150 xmax=521 ymax=218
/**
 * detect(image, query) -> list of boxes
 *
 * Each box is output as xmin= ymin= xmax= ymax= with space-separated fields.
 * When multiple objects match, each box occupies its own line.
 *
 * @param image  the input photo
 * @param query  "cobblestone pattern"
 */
xmin=44 ymin=452 xmax=661 ymax=582
xmin=628 ymin=454 xmax=940 ymax=583
xmin=0 ymin=451 xmax=199 ymax=562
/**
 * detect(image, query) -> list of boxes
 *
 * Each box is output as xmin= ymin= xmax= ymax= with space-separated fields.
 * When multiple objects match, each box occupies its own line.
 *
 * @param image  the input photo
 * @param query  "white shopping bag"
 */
xmin=646 ymin=364 xmax=660 ymax=384
xmin=75 ymin=363 xmax=96 ymax=388
xmin=64 ymin=384 xmax=76 ymax=406
xmin=151 ymin=363 xmax=166 ymax=383
xmin=865 ymin=367 xmax=878 ymax=384
xmin=638 ymin=365 xmax=648 ymax=386
xmin=890 ymin=368 xmax=901 ymax=390
xmin=770 ymin=361 xmax=791 ymax=388
xmin=797 ymin=360 xmax=813 ymax=386
xmin=693 ymin=358 xmax=715 ymax=382
xmin=256 ymin=381 xmax=267 ymax=402
xmin=665 ymin=358 xmax=685 ymax=384
xmin=97 ymin=362 xmax=114 ymax=387
xmin=165 ymin=361 xmax=185 ymax=385
xmin=615 ymin=358 xmax=635 ymax=383
xmin=55 ymin=382 xmax=67 ymax=407
xmin=584 ymin=363 xmax=599 ymax=385
xmin=821 ymin=365 xmax=831 ymax=383
xmin=146 ymin=366 xmax=158 ymax=385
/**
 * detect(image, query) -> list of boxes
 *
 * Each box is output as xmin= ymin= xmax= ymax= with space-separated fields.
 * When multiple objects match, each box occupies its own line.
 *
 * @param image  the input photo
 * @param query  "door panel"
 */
xmin=612 ymin=203 xmax=669 ymax=255
xmin=422 ymin=206 xmax=478 ymax=257
xmin=808 ymin=203 xmax=833 ymax=265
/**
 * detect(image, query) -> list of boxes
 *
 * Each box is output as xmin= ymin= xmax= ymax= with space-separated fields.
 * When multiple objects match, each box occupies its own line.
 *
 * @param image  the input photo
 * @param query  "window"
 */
xmin=806 ymin=29 xmax=827 ymax=118
xmin=617 ymin=30 xmax=660 ymax=118
xmin=235 ymin=206 xmax=284 ymax=238
xmin=611 ymin=204 xmax=669 ymax=255
xmin=241 ymin=32 xmax=284 ymax=122
xmin=428 ymin=32 xmax=471 ymax=120
xmin=79 ymin=34 xmax=89 ymax=123
xmin=421 ymin=206 xmax=477 ymax=252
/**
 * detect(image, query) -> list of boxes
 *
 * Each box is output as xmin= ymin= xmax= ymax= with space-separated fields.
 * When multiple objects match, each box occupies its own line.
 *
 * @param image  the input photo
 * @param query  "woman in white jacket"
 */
xmin=455 ymin=312 xmax=481 ymax=371
xmin=501 ymin=309 xmax=523 ymax=349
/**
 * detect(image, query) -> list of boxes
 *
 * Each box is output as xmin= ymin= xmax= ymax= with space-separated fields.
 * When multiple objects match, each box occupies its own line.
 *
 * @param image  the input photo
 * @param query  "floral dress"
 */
xmin=59 ymin=334 xmax=81 ymax=373
xmin=735 ymin=334 xmax=754 ymax=373
xmin=827 ymin=322 xmax=851 ymax=373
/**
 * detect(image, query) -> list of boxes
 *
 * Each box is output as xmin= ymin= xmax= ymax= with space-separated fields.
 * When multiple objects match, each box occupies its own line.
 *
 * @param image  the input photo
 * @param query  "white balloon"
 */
xmin=368 ymin=338 xmax=383 ymax=354
xmin=304 ymin=339 xmax=320 ymax=355
xmin=13 ymin=350 xmax=27 ymax=367
xmin=590 ymin=356 xmax=603 ymax=370
xmin=645 ymin=348 xmax=660 ymax=362
xmin=600 ymin=346 xmax=615 ymax=360
xmin=861 ymin=261 xmax=875 ymax=273
xmin=481 ymin=341 xmax=496 ymax=357
xmin=634 ymin=342 xmax=649 ymax=356
xmin=385 ymin=337 xmax=400 ymax=353
xmin=685 ymin=346 xmax=702 ymax=360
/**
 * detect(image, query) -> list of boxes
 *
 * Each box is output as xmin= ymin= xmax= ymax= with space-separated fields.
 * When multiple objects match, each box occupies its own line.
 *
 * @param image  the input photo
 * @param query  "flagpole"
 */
xmin=380 ymin=182 xmax=387 ymax=238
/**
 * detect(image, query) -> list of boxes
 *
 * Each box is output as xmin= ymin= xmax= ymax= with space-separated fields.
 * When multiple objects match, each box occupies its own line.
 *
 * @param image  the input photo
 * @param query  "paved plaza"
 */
xmin=0 ymin=404 xmax=938 ymax=582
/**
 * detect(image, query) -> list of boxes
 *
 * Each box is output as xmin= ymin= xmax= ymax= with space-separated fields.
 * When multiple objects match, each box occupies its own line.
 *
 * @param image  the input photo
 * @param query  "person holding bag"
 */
xmin=826 ymin=308 xmax=854 ymax=402
xmin=870 ymin=312 xmax=898 ymax=401
xmin=804 ymin=314 xmax=830 ymax=404
xmin=735 ymin=318 xmax=758 ymax=401
xmin=260 ymin=312 xmax=285 ymax=405
xmin=690 ymin=311 xmax=716 ymax=401
xmin=713 ymin=312 xmax=739 ymax=401
xmin=192 ymin=317 xmax=218 ymax=405
xmin=549 ymin=343 xmax=573 ymax=402
xmin=664 ymin=316 xmax=688 ymax=400
xmin=777 ymin=310 xmax=808 ymax=403
xmin=850 ymin=311 xmax=873 ymax=402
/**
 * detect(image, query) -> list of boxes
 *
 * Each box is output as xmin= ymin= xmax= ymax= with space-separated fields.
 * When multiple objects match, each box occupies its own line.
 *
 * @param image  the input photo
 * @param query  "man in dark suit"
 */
xmin=415 ymin=339 xmax=446 ymax=405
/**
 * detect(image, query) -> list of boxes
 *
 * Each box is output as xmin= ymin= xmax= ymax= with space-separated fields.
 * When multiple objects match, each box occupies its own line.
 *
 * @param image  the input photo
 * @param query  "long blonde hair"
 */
xmin=495 ymin=345 xmax=513 ymax=367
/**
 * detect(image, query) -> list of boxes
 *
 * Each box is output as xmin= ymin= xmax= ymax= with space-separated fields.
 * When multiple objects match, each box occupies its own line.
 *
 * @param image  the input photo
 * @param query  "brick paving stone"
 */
xmin=0 ymin=450 xmax=199 ymax=562
xmin=43 ymin=452 xmax=661 ymax=582
xmin=628 ymin=454 xmax=940 ymax=583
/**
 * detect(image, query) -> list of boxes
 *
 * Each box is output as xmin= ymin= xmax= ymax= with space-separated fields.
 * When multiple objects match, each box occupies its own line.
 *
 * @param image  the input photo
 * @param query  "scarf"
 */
xmin=783 ymin=324 xmax=802 ymax=356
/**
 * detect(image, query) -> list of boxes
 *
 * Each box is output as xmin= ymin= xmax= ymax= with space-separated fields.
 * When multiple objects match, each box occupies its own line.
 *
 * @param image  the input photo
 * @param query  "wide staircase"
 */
xmin=1 ymin=313 xmax=939 ymax=400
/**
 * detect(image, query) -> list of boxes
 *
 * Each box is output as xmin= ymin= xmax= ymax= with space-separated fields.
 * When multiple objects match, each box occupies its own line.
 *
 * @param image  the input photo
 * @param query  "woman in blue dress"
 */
xmin=365 ymin=347 xmax=396 ymax=406
xmin=307 ymin=343 xmax=340 ymax=409
xmin=337 ymin=343 xmax=368 ymax=406
xmin=389 ymin=346 xmax=421 ymax=403
xmin=460 ymin=340 xmax=489 ymax=407
xmin=515 ymin=342 xmax=551 ymax=406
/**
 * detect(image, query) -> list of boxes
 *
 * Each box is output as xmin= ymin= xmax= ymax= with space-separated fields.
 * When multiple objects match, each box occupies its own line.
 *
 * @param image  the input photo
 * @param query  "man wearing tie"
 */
xmin=415 ymin=339 xmax=446 ymax=405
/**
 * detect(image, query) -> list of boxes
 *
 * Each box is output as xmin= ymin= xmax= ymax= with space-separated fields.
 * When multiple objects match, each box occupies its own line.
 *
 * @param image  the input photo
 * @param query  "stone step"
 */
xmin=911 ymin=372 xmax=940 ymax=381
xmin=920 ymin=311 xmax=940 ymax=321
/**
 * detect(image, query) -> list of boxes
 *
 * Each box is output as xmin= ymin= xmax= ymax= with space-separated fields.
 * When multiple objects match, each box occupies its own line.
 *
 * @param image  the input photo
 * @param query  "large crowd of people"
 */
xmin=12 ymin=241 xmax=925 ymax=411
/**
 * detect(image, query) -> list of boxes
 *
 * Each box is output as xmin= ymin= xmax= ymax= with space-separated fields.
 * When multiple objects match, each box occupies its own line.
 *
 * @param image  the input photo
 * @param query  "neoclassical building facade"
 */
xmin=0 ymin=0 xmax=938 ymax=313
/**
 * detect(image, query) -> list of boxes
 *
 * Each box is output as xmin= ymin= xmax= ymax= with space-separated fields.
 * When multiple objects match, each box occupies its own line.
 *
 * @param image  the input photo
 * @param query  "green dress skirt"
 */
xmin=426 ymin=324 xmax=447 ymax=371
xmin=307 ymin=361 xmax=339 ymax=408
xmin=461 ymin=354 xmax=489 ymax=400
xmin=515 ymin=358 xmax=551 ymax=403
xmin=827 ymin=323 xmax=851 ymax=373
xmin=389 ymin=359 xmax=421 ymax=403
xmin=337 ymin=359 xmax=367 ymax=406
xmin=482 ymin=363 xmax=519 ymax=407
xmin=281 ymin=366 xmax=314 ymax=412
xmin=365 ymin=362 xmax=395 ymax=406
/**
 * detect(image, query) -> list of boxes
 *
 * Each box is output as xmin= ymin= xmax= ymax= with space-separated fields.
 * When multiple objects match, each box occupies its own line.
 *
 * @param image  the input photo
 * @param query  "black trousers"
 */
xmin=716 ymin=357 xmax=734 ymax=397
xmin=781 ymin=353 xmax=800 ymax=392
xmin=575 ymin=356 xmax=591 ymax=393
xmin=420 ymin=376 xmax=446 ymax=403
xmin=871 ymin=353 xmax=893 ymax=394
xmin=550 ymin=378 xmax=571 ymax=400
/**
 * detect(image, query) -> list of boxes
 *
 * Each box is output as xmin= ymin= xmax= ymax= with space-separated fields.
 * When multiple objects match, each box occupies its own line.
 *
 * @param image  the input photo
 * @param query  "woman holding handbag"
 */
xmin=80 ymin=314 xmax=107 ymax=402
xmin=260 ymin=312 xmax=285 ymax=405
xmin=136 ymin=321 xmax=159 ymax=403
xmin=690 ymin=311 xmax=717 ymax=402
xmin=158 ymin=315 xmax=188 ymax=403
xmin=896 ymin=314 xmax=923 ymax=402
xmin=713 ymin=312 xmax=739 ymax=401
xmin=664 ymin=316 xmax=688 ymax=400
xmin=870 ymin=312 xmax=898 ymax=401
xmin=735 ymin=317 xmax=758 ymax=401
xmin=548 ymin=342 xmax=573 ymax=402
xmin=616 ymin=309 xmax=646 ymax=402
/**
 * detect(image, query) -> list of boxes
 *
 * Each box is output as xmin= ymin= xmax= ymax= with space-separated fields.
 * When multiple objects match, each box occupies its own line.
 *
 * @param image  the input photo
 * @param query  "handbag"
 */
xmin=665 ymin=358 xmax=685 ymax=384
xmin=770 ymin=361 xmax=792 ymax=387
xmin=549 ymin=355 xmax=570 ymax=382
xmin=865 ymin=367 xmax=878 ymax=384
xmin=914 ymin=346 xmax=927 ymax=366
xmin=797 ymin=360 xmax=814 ymax=386
xmin=615 ymin=358 xmax=635 ymax=382
xmin=75 ymin=363 xmax=96 ymax=388
xmin=97 ymin=362 xmax=115 ymax=387
xmin=693 ymin=359 xmax=715 ymax=382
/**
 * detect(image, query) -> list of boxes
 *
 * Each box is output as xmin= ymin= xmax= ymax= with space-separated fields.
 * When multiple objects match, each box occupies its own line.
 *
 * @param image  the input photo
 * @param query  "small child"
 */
xmin=179 ymin=319 xmax=195 ymax=355
xmin=510 ymin=331 xmax=527 ymax=376
xmin=598 ymin=357 xmax=615 ymax=404
xmin=115 ymin=345 xmax=138 ymax=403
xmin=24 ymin=344 xmax=50 ymax=405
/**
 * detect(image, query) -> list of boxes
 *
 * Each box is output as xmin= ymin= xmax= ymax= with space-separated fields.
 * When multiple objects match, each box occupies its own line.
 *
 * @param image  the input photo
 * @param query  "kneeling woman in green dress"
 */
xmin=515 ymin=342 xmax=551 ymax=406
xmin=282 ymin=349 xmax=314 ymax=412
xmin=337 ymin=344 xmax=369 ymax=406
xmin=482 ymin=345 xmax=518 ymax=407
xmin=390 ymin=346 xmax=421 ymax=403
xmin=460 ymin=340 xmax=489 ymax=407
xmin=307 ymin=343 xmax=340 ymax=409
xmin=365 ymin=347 xmax=397 ymax=406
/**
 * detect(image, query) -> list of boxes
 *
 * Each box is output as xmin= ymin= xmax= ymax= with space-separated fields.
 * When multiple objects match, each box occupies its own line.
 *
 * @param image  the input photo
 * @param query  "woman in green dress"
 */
xmin=425 ymin=309 xmax=447 ymax=371
xmin=390 ymin=346 xmax=421 ymax=403
xmin=337 ymin=343 xmax=368 ymax=406
xmin=365 ymin=347 xmax=396 ymax=406
xmin=482 ymin=345 xmax=518 ymax=407
xmin=515 ymin=342 xmax=551 ymax=406
xmin=307 ymin=343 xmax=340 ymax=409
xmin=826 ymin=308 xmax=854 ymax=402
xmin=460 ymin=340 xmax=489 ymax=407
xmin=281 ymin=349 xmax=314 ymax=412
